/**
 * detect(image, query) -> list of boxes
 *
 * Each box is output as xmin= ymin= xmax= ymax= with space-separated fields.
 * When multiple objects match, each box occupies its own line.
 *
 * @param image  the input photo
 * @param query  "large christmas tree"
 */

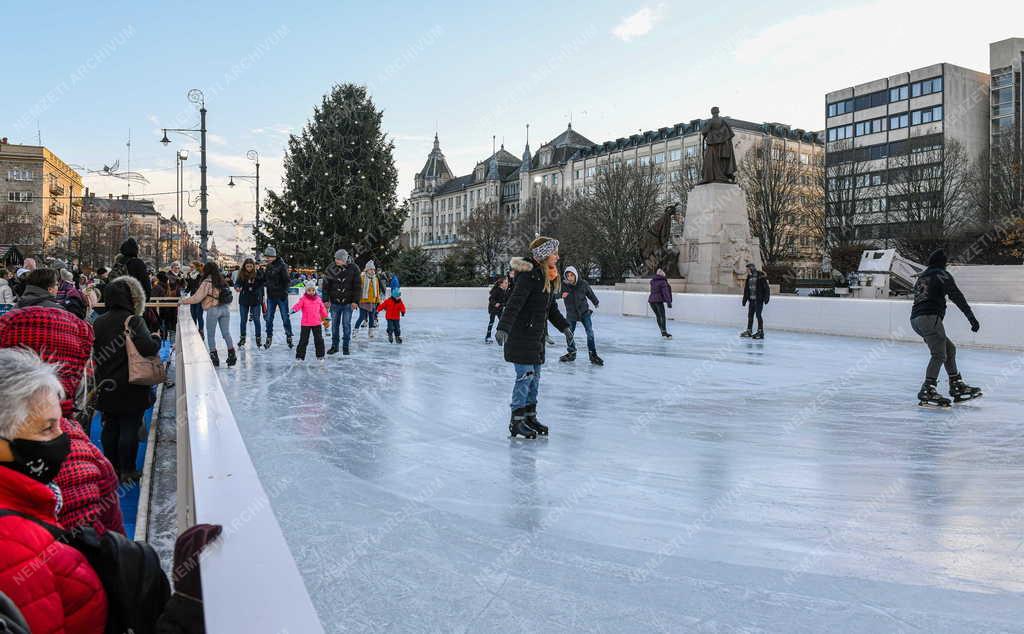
xmin=261 ymin=84 xmax=405 ymax=268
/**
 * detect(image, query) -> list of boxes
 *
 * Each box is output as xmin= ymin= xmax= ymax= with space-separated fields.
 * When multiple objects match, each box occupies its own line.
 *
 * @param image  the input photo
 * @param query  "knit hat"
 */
xmin=530 ymin=236 xmax=559 ymax=261
xmin=15 ymin=268 xmax=28 ymax=278
xmin=364 ymin=260 xmax=376 ymax=271
xmin=391 ymin=287 xmax=401 ymax=299
xmin=51 ymin=259 xmax=68 ymax=272
xmin=263 ymin=246 xmax=277 ymax=257
xmin=60 ymin=269 xmax=74 ymax=283
xmin=927 ymin=249 xmax=948 ymax=268
xmin=304 ymin=280 xmax=316 ymax=289
xmin=172 ymin=523 xmax=223 ymax=599
xmin=334 ymin=249 xmax=349 ymax=262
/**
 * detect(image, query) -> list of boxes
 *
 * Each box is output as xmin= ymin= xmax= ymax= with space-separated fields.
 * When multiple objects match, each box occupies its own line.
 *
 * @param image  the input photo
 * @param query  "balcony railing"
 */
xmin=49 ymin=202 xmax=65 ymax=216
xmin=50 ymin=182 xmax=66 ymax=196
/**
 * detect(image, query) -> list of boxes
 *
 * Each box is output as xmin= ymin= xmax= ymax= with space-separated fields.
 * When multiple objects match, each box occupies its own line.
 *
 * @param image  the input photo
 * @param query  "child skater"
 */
xmin=559 ymin=266 xmax=603 ymax=365
xmin=291 ymin=280 xmax=328 ymax=361
xmin=486 ymin=276 xmax=510 ymax=343
xmin=376 ymin=287 xmax=407 ymax=344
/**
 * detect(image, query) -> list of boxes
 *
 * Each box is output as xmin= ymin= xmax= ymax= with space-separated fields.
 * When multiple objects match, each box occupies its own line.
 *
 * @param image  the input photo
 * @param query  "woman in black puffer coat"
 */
xmin=92 ymin=275 xmax=161 ymax=482
xmin=494 ymin=236 xmax=573 ymax=439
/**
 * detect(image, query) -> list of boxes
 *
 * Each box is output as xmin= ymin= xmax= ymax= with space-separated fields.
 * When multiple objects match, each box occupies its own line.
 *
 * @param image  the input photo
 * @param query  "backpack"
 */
xmin=217 ymin=284 xmax=233 ymax=305
xmin=0 ymin=510 xmax=171 ymax=634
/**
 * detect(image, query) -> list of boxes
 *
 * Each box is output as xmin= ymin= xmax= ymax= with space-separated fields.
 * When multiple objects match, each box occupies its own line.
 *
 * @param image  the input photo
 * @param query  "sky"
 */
xmin=2 ymin=0 xmax=1022 ymax=255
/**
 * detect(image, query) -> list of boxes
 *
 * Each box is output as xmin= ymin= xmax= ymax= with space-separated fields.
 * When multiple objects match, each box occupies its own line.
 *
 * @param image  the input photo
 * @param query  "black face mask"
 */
xmin=3 ymin=433 xmax=71 ymax=484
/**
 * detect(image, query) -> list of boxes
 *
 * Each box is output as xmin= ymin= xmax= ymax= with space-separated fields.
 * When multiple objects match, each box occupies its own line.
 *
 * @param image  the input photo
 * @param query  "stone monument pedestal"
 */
xmin=676 ymin=183 xmax=761 ymax=294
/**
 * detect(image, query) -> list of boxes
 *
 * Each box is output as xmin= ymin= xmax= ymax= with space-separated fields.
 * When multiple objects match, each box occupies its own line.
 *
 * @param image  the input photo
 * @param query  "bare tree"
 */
xmin=737 ymin=137 xmax=805 ymax=265
xmin=0 ymin=203 xmax=38 ymax=251
xmin=818 ymin=140 xmax=872 ymax=250
xmin=585 ymin=164 xmax=662 ymax=282
xmin=670 ymin=153 xmax=703 ymax=218
xmin=888 ymin=137 xmax=972 ymax=262
xmin=457 ymin=200 xmax=514 ymax=278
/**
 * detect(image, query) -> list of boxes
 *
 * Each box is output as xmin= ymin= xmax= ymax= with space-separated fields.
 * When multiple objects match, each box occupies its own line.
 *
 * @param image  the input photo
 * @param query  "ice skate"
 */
xmin=342 ymin=345 xmax=350 ymax=355
xmin=388 ymin=332 xmax=394 ymax=343
xmin=523 ymin=404 xmax=548 ymax=436
xmin=255 ymin=335 xmax=263 ymax=349
xmin=739 ymin=329 xmax=752 ymax=338
xmin=327 ymin=346 xmax=339 ymax=355
xmin=509 ymin=408 xmax=537 ymax=439
xmin=226 ymin=349 xmax=237 ymax=367
xmin=264 ymin=335 xmax=273 ymax=350
xmin=949 ymin=374 xmax=983 ymax=402
xmin=396 ymin=335 xmax=402 ymax=344
xmin=545 ymin=334 xmax=555 ymax=345
xmin=559 ymin=351 xmax=576 ymax=363
xmin=589 ymin=352 xmax=604 ymax=366
xmin=662 ymin=331 xmax=672 ymax=339
xmin=237 ymin=335 xmax=246 ymax=348
xmin=209 ymin=350 xmax=220 ymax=368
xmin=286 ymin=335 xmax=294 ymax=349
xmin=485 ymin=335 xmax=492 ymax=344
xmin=369 ymin=327 xmax=375 ymax=339
xmin=917 ymin=380 xmax=951 ymax=408
xmin=752 ymin=330 xmax=765 ymax=340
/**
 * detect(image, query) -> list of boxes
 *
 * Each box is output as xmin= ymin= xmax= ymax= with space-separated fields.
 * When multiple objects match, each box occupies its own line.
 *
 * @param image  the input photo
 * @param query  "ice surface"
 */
xmin=214 ymin=307 xmax=1024 ymax=633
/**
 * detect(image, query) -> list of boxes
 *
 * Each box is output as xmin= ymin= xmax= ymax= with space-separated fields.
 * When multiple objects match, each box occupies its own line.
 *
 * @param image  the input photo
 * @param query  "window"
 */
xmin=552 ymin=173 xmax=559 ymax=186
xmin=670 ymin=149 xmax=681 ymax=161
xmin=671 ymin=171 xmax=681 ymax=182
xmin=910 ymin=76 xmax=942 ymax=98
xmin=625 ymin=158 xmax=636 ymax=167
xmin=888 ymin=113 xmax=909 ymax=130
xmin=6 ymin=169 xmax=34 ymax=181
xmin=799 ymin=153 xmax=810 ymax=165
xmin=575 ymin=169 xmax=583 ymax=179
xmin=854 ymin=118 xmax=885 ymax=136
xmin=910 ymin=105 xmax=943 ymax=125
xmin=7 ymin=192 xmax=32 ymax=202
xmin=687 ymin=167 xmax=698 ymax=180
xmin=542 ymin=175 xmax=549 ymax=185
xmin=889 ymin=85 xmax=909 ymax=102
xmin=685 ymin=145 xmax=698 ymax=157
xmin=654 ymin=152 xmax=665 ymax=164
xmin=639 ymin=155 xmax=651 ymax=166
xmin=587 ymin=166 xmax=596 ymax=177
xmin=655 ymin=173 xmax=665 ymax=184
xmin=827 ymin=98 xmax=853 ymax=117
xmin=853 ymin=90 xmax=888 ymax=111
xmin=827 ymin=124 xmax=854 ymax=142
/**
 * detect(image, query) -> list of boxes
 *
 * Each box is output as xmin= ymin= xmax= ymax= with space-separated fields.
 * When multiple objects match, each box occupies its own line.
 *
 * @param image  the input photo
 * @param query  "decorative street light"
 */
xmin=226 ymin=149 xmax=261 ymax=253
xmin=176 ymin=149 xmax=189 ymax=263
xmin=533 ymin=175 xmax=543 ymax=237
xmin=160 ymin=89 xmax=209 ymax=260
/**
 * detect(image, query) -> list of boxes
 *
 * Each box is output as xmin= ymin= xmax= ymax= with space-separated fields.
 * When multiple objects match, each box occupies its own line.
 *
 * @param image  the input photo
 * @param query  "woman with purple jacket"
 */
xmin=648 ymin=268 xmax=673 ymax=339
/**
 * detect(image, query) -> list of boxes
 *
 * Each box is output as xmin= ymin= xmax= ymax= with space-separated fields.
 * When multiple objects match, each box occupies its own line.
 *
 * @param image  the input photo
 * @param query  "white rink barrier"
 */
xmin=398 ymin=287 xmax=1024 ymax=351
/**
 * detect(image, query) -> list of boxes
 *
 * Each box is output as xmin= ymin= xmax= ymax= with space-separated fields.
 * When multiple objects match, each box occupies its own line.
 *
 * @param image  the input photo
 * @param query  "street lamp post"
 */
xmin=176 ymin=149 xmax=189 ymax=263
xmin=161 ymin=89 xmax=208 ymax=260
xmin=226 ymin=149 xmax=261 ymax=253
xmin=532 ymin=175 xmax=542 ymax=236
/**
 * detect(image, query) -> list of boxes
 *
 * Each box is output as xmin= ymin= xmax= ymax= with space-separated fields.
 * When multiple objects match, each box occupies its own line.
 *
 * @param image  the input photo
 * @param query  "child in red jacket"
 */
xmin=376 ymin=288 xmax=406 ymax=344
xmin=290 ymin=281 xmax=329 ymax=360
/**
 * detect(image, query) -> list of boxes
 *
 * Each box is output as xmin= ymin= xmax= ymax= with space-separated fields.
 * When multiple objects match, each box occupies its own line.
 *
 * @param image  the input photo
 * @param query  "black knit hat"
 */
xmin=927 ymin=249 xmax=947 ymax=268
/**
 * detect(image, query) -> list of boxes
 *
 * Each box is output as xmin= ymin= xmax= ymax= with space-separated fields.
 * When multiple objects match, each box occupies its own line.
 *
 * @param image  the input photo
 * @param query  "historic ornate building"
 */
xmin=404 ymin=117 xmax=824 ymax=274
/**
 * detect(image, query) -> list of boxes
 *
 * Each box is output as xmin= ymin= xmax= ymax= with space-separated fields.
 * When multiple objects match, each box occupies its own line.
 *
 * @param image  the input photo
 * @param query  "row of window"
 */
xmin=7 ymin=192 xmax=33 ymax=202
xmin=826 ymin=76 xmax=943 ymax=117
xmin=828 ymin=106 xmax=944 ymax=141
xmin=6 ymin=169 xmax=34 ymax=181
xmin=826 ymin=134 xmax=943 ymax=165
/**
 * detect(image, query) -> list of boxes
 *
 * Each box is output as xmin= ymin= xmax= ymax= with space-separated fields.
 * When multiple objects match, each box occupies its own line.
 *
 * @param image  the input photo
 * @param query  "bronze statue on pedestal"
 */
xmin=700 ymin=107 xmax=736 ymax=184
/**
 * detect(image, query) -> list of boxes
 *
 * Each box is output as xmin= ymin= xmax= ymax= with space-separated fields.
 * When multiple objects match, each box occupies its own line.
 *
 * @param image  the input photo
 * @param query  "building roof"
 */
xmin=416 ymin=134 xmax=454 ymax=181
xmin=543 ymin=123 xmax=595 ymax=150
xmin=82 ymin=194 xmax=158 ymax=216
xmin=433 ymin=174 xmax=475 ymax=196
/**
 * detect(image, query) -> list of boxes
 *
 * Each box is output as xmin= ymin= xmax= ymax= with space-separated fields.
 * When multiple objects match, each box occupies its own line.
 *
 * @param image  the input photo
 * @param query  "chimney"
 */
xmin=108 ymin=194 xmax=113 ymax=199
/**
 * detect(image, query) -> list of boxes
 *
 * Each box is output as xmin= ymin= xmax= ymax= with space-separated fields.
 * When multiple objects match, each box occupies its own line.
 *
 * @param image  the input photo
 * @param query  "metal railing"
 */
xmin=174 ymin=305 xmax=324 ymax=632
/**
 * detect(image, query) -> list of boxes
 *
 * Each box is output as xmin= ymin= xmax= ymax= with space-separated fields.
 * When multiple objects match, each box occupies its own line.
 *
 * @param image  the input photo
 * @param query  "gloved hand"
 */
xmin=667 ymin=303 xmax=672 ymax=309
xmin=495 ymin=330 xmax=508 ymax=346
xmin=970 ymin=318 xmax=980 ymax=333
xmin=562 ymin=328 xmax=575 ymax=348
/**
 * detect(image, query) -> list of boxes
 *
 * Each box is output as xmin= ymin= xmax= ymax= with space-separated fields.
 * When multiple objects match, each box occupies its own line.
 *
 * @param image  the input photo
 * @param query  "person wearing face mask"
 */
xmin=0 ymin=348 xmax=108 ymax=633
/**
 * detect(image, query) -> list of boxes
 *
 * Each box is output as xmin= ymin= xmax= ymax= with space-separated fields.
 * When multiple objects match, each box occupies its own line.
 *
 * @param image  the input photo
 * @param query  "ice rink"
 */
xmin=214 ymin=307 xmax=1024 ymax=633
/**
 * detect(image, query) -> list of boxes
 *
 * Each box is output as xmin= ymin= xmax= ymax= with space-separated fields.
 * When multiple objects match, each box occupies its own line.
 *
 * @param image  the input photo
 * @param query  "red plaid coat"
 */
xmin=0 ymin=307 xmax=125 ymax=535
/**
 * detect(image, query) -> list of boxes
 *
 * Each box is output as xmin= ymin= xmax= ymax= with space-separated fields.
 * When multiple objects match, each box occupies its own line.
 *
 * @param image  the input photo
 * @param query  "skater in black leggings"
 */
xmin=486 ymin=277 xmax=509 ymax=343
xmin=740 ymin=263 xmax=769 ymax=339
xmin=647 ymin=268 xmax=673 ymax=338
xmin=910 ymin=249 xmax=982 ymax=406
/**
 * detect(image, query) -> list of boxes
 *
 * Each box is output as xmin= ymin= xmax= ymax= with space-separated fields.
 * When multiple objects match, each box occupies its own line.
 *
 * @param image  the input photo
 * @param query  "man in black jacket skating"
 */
xmin=910 ymin=249 xmax=982 ymax=406
xmin=323 ymin=249 xmax=361 ymax=355
xmin=485 ymin=276 xmax=509 ymax=343
xmin=740 ymin=263 xmax=770 ymax=339
xmin=262 ymin=246 xmax=293 ymax=349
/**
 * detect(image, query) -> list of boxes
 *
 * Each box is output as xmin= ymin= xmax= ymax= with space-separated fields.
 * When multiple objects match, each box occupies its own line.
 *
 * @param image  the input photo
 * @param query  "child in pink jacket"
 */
xmin=290 ymin=280 xmax=329 ymax=360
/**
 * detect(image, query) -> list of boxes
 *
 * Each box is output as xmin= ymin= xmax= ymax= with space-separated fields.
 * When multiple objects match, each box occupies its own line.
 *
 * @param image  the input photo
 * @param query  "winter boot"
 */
xmin=740 ymin=329 xmax=752 ymax=338
xmin=209 ymin=350 xmax=220 ymax=367
xmin=327 ymin=346 xmax=339 ymax=355
xmin=509 ymin=408 xmax=537 ymax=439
xmin=226 ymin=349 xmax=237 ymax=367
xmin=388 ymin=332 xmax=394 ymax=343
xmin=523 ymin=404 xmax=548 ymax=436
xmin=286 ymin=335 xmax=294 ymax=349
xmin=485 ymin=334 xmax=492 ymax=344
xmin=589 ymin=351 xmax=604 ymax=366
xmin=342 ymin=345 xmax=350 ymax=355
xmin=264 ymin=335 xmax=273 ymax=350
xmin=752 ymin=330 xmax=765 ymax=340
xmin=396 ymin=335 xmax=403 ymax=344
xmin=255 ymin=335 xmax=263 ymax=349
xmin=545 ymin=333 xmax=555 ymax=345
xmin=559 ymin=351 xmax=576 ymax=363
xmin=237 ymin=335 xmax=246 ymax=348
xmin=369 ymin=327 xmax=375 ymax=339
xmin=918 ymin=378 xmax=951 ymax=407
xmin=949 ymin=373 xmax=983 ymax=402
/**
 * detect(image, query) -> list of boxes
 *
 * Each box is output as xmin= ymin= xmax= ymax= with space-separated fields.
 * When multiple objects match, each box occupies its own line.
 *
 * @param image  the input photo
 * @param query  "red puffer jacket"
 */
xmin=0 ymin=466 xmax=108 ymax=633
xmin=0 ymin=307 xmax=125 ymax=535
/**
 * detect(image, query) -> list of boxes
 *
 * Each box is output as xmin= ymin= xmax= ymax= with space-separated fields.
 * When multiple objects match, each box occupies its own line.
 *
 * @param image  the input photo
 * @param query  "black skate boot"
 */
xmin=523 ymin=404 xmax=548 ymax=436
xmin=238 ymin=335 xmax=246 ymax=348
xmin=342 ymin=345 xmax=350 ymax=355
xmin=264 ymin=335 xmax=273 ymax=350
xmin=559 ymin=351 xmax=576 ymax=363
xmin=255 ymin=335 xmax=263 ymax=349
xmin=740 ymin=329 xmax=752 ymax=338
xmin=396 ymin=335 xmax=402 ymax=344
xmin=388 ymin=333 xmax=394 ymax=343
xmin=485 ymin=334 xmax=492 ymax=344
xmin=917 ymin=379 xmax=951 ymax=407
xmin=949 ymin=374 xmax=983 ymax=402
xmin=589 ymin=352 xmax=604 ymax=366
xmin=662 ymin=330 xmax=672 ymax=339
xmin=286 ymin=335 xmax=294 ymax=349
xmin=209 ymin=350 xmax=220 ymax=367
xmin=327 ymin=346 xmax=339 ymax=355
xmin=509 ymin=408 xmax=537 ymax=439
xmin=226 ymin=349 xmax=237 ymax=367
xmin=752 ymin=330 xmax=765 ymax=340
xmin=545 ymin=334 xmax=555 ymax=346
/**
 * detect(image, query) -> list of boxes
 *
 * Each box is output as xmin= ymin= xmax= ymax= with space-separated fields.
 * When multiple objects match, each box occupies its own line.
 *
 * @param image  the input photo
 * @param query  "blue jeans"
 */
xmin=239 ymin=302 xmax=262 ymax=339
xmin=265 ymin=297 xmax=293 ymax=338
xmin=510 ymin=363 xmax=541 ymax=410
xmin=567 ymin=313 xmax=596 ymax=354
xmin=330 ymin=303 xmax=353 ymax=349
xmin=354 ymin=306 xmax=377 ymax=329
xmin=190 ymin=303 xmax=204 ymax=332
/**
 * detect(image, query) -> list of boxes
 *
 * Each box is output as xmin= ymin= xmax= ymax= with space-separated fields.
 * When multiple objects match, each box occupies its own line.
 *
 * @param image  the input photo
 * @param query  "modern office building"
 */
xmin=405 ymin=119 xmax=823 ymax=274
xmin=990 ymin=38 xmax=1024 ymax=147
xmin=0 ymin=138 xmax=83 ymax=258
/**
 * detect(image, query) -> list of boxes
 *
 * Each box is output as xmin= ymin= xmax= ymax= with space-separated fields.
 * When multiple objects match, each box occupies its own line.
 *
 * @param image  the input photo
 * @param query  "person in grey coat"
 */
xmin=559 ymin=266 xmax=603 ymax=365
